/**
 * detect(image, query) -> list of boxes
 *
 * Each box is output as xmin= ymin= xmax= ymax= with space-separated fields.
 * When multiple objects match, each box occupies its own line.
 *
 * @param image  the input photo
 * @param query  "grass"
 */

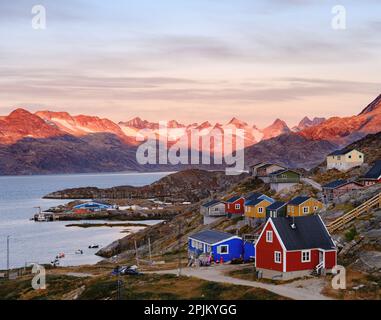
xmin=0 ymin=270 xmax=287 ymax=300
xmin=345 ymin=226 xmax=358 ymax=241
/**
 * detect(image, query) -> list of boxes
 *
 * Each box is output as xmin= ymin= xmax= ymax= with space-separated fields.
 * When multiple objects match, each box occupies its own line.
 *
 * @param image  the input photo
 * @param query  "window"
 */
xmin=258 ymin=207 xmax=264 ymax=214
xmin=359 ymin=155 xmax=362 ymax=158
xmin=301 ymin=250 xmax=311 ymax=263
xmin=337 ymin=156 xmax=341 ymax=160
xmin=302 ymin=207 xmax=309 ymax=214
xmin=218 ymin=245 xmax=229 ymax=254
xmin=214 ymin=207 xmax=219 ymax=212
xmin=266 ymin=231 xmax=273 ymax=243
xmin=274 ymin=251 xmax=281 ymax=264
xmin=191 ymin=240 xmax=196 ymax=248
xmin=206 ymin=245 xmax=211 ymax=253
xmin=235 ymin=204 xmax=240 ymax=210
xmin=313 ymin=206 xmax=319 ymax=211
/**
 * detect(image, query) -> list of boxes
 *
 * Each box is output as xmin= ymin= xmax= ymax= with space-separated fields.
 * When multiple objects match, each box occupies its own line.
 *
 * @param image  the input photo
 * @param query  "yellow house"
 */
xmin=245 ymin=198 xmax=273 ymax=219
xmin=287 ymin=196 xmax=323 ymax=217
xmin=326 ymin=149 xmax=364 ymax=171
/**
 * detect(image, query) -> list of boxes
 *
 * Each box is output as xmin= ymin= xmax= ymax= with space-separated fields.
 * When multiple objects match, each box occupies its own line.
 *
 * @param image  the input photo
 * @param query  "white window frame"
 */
xmin=217 ymin=245 xmax=229 ymax=254
xmin=266 ymin=231 xmax=273 ymax=243
xmin=235 ymin=204 xmax=240 ymax=210
xmin=302 ymin=206 xmax=309 ymax=214
xmin=301 ymin=250 xmax=311 ymax=263
xmin=274 ymin=251 xmax=281 ymax=264
xmin=313 ymin=206 xmax=319 ymax=211
xmin=258 ymin=207 xmax=264 ymax=214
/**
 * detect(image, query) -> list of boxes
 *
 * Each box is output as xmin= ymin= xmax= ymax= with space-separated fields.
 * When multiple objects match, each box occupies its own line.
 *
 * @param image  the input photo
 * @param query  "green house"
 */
xmin=269 ymin=169 xmax=301 ymax=184
xmin=266 ymin=201 xmax=287 ymax=219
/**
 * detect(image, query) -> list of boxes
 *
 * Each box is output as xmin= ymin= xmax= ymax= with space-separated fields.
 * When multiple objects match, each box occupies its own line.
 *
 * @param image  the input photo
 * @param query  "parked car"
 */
xmin=111 ymin=265 xmax=142 ymax=276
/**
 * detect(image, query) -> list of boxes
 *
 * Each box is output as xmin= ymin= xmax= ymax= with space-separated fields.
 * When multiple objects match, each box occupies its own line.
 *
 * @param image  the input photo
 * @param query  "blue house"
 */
xmin=73 ymin=201 xmax=113 ymax=212
xmin=188 ymin=230 xmax=254 ymax=263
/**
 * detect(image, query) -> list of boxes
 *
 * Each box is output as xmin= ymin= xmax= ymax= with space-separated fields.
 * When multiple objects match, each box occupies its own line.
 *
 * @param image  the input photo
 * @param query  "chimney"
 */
xmin=290 ymin=216 xmax=296 ymax=230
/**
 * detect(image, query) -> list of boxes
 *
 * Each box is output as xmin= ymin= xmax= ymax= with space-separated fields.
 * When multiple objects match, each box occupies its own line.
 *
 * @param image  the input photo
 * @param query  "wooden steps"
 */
xmin=327 ymin=192 xmax=381 ymax=233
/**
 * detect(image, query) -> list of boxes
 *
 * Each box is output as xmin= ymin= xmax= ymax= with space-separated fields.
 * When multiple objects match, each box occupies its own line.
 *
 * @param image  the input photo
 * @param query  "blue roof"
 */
xmin=245 ymin=198 xmax=265 ymax=206
xmin=74 ymin=201 xmax=112 ymax=209
xmin=226 ymin=195 xmax=242 ymax=203
xmin=322 ymin=179 xmax=348 ymax=189
xmin=202 ymin=199 xmax=222 ymax=208
xmin=288 ymin=196 xmax=311 ymax=206
xmin=329 ymin=149 xmax=356 ymax=156
xmin=189 ymin=230 xmax=237 ymax=244
xmin=267 ymin=201 xmax=287 ymax=211
xmin=363 ymin=160 xmax=381 ymax=180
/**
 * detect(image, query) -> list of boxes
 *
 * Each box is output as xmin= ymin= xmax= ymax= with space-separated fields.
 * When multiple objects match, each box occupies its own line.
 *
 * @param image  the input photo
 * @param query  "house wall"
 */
xmin=211 ymin=238 xmax=244 ymax=262
xmin=266 ymin=206 xmax=287 ymax=219
xmin=225 ymin=198 xmax=245 ymax=215
xmin=324 ymin=250 xmax=337 ymax=269
xmin=333 ymin=183 xmax=363 ymax=198
xmin=203 ymin=203 xmax=226 ymax=216
xmin=327 ymin=150 xmax=364 ymax=171
xmin=286 ymin=249 xmax=320 ymax=272
xmin=245 ymin=199 xmax=272 ymax=219
xmin=257 ymin=165 xmax=285 ymax=177
xmin=287 ymin=199 xmax=323 ymax=217
xmin=255 ymin=222 xmax=284 ymax=272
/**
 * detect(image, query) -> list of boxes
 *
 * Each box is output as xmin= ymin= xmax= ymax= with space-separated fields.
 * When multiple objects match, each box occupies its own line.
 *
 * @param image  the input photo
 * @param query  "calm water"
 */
xmin=0 ymin=172 xmax=172 ymax=269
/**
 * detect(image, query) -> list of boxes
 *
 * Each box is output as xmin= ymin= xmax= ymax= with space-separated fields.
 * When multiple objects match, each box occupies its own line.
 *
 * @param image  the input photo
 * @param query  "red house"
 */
xmin=225 ymin=196 xmax=245 ymax=216
xmin=255 ymin=215 xmax=337 ymax=280
xmin=360 ymin=160 xmax=381 ymax=187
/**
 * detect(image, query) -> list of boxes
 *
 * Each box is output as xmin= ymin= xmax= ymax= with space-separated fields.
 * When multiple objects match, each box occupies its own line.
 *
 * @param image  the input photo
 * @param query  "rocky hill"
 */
xmin=44 ymin=169 xmax=248 ymax=202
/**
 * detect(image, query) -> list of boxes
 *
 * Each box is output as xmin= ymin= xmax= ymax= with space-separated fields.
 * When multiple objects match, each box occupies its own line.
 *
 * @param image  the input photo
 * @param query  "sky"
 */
xmin=0 ymin=0 xmax=380 ymax=128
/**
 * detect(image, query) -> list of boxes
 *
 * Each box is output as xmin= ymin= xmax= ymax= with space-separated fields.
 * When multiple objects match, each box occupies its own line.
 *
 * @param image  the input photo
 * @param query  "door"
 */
xmin=319 ymin=250 xmax=324 ymax=267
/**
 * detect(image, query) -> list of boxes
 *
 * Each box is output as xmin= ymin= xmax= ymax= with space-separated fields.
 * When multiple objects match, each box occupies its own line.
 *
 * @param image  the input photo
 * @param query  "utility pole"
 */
xmin=177 ymin=222 xmax=182 ymax=277
xmin=134 ymin=240 xmax=139 ymax=267
xmin=6 ymin=236 xmax=10 ymax=279
xmin=148 ymin=237 xmax=152 ymax=264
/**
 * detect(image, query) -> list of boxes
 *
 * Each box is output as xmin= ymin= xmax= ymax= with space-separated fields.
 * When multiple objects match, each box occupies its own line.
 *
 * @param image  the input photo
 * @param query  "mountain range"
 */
xmin=0 ymin=94 xmax=380 ymax=174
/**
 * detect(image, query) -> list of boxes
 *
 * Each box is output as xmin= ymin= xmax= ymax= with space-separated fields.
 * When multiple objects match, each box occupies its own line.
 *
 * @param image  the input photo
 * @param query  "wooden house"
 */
xmin=326 ymin=149 xmax=364 ymax=171
xmin=245 ymin=196 xmax=275 ymax=220
xmin=322 ymin=180 xmax=364 ymax=202
xmin=188 ymin=230 xmax=254 ymax=263
xmin=287 ymin=196 xmax=323 ymax=217
xmin=359 ymin=160 xmax=381 ymax=186
xmin=256 ymin=164 xmax=286 ymax=182
xmin=225 ymin=196 xmax=245 ymax=216
xmin=249 ymin=162 xmax=268 ymax=177
xmin=266 ymin=201 xmax=287 ymax=219
xmin=269 ymin=169 xmax=301 ymax=192
xmin=200 ymin=200 xmax=226 ymax=225
xmin=255 ymin=216 xmax=337 ymax=280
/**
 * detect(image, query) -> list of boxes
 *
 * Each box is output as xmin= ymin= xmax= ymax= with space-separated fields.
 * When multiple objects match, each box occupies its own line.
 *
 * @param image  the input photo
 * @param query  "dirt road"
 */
xmin=153 ymin=265 xmax=333 ymax=300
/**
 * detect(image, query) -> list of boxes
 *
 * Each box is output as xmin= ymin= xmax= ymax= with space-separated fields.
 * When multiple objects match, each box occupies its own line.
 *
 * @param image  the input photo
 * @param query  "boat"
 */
xmin=75 ymin=249 xmax=83 ymax=255
xmin=88 ymin=244 xmax=100 ymax=249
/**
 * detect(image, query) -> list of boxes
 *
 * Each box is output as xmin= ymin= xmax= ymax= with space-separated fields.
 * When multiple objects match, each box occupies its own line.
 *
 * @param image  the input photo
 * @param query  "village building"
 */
xmin=244 ymin=195 xmax=275 ymax=224
xmin=266 ymin=201 xmax=287 ymax=219
xmin=255 ymin=216 xmax=337 ymax=280
xmin=249 ymin=162 xmax=268 ymax=177
xmin=269 ymin=169 xmax=301 ymax=192
xmin=322 ymin=179 xmax=364 ymax=202
xmin=73 ymin=201 xmax=114 ymax=213
xmin=200 ymin=200 xmax=226 ymax=225
xmin=225 ymin=195 xmax=245 ymax=216
xmin=287 ymin=196 xmax=323 ymax=217
xmin=256 ymin=163 xmax=286 ymax=183
xmin=326 ymin=149 xmax=364 ymax=171
xmin=188 ymin=230 xmax=254 ymax=263
xmin=359 ymin=160 xmax=381 ymax=186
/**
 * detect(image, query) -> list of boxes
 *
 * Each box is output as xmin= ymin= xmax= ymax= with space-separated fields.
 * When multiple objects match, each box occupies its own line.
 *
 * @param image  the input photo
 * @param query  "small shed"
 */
xmin=322 ymin=179 xmax=364 ymax=202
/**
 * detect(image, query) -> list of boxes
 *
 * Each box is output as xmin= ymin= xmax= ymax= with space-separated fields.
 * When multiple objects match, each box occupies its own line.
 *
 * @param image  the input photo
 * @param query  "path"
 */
xmin=301 ymin=178 xmax=322 ymax=191
xmin=151 ymin=265 xmax=333 ymax=300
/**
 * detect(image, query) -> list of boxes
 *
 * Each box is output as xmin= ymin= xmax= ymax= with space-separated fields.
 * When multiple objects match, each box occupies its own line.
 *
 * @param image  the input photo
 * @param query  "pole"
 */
xmin=148 ymin=237 xmax=152 ymax=264
xmin=134 ymin=240 xmax=139 ymax=267
xmin=177 ymin=222 xmax=182 ymax=277
xmin=6 ymin=236 xmax=10 ymax=279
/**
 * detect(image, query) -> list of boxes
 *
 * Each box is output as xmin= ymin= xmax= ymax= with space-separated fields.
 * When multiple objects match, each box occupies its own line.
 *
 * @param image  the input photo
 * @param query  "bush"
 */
xmin=345 ymin=227 xmax=358 ymax=241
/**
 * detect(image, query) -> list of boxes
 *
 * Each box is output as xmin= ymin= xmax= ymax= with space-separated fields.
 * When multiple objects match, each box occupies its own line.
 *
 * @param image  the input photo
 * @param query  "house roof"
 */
xmin=202 ymin=199 xmax=222 ymax=208
xmin=267 ymin=201 xmax=287 ymax=211
xmin=245 ymin=192 xmax=264 ymax=201
xmin=270 ymin=216 xmax=336 ymax=251
xmin=288 ymin=196 xmax=311 ymax=206
xmin=362 ymin=160 xmax=381 ymax=180
xmin=322 ymin=179 xmax=348 ymax=189
xmin=225 ymin=195 xmax=242 ymax=203
xmin=328 ymin=148 xmax=358 ymax=156
xmin=189 ymin=230 xmax=238 ymax=245
xmin=269 ymin=168 xmax=298 ymax=175
xmin=245 ymin=198 xmax=266 ymax=206
xmin=249 ymin=162 xmax=267 ymax=168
